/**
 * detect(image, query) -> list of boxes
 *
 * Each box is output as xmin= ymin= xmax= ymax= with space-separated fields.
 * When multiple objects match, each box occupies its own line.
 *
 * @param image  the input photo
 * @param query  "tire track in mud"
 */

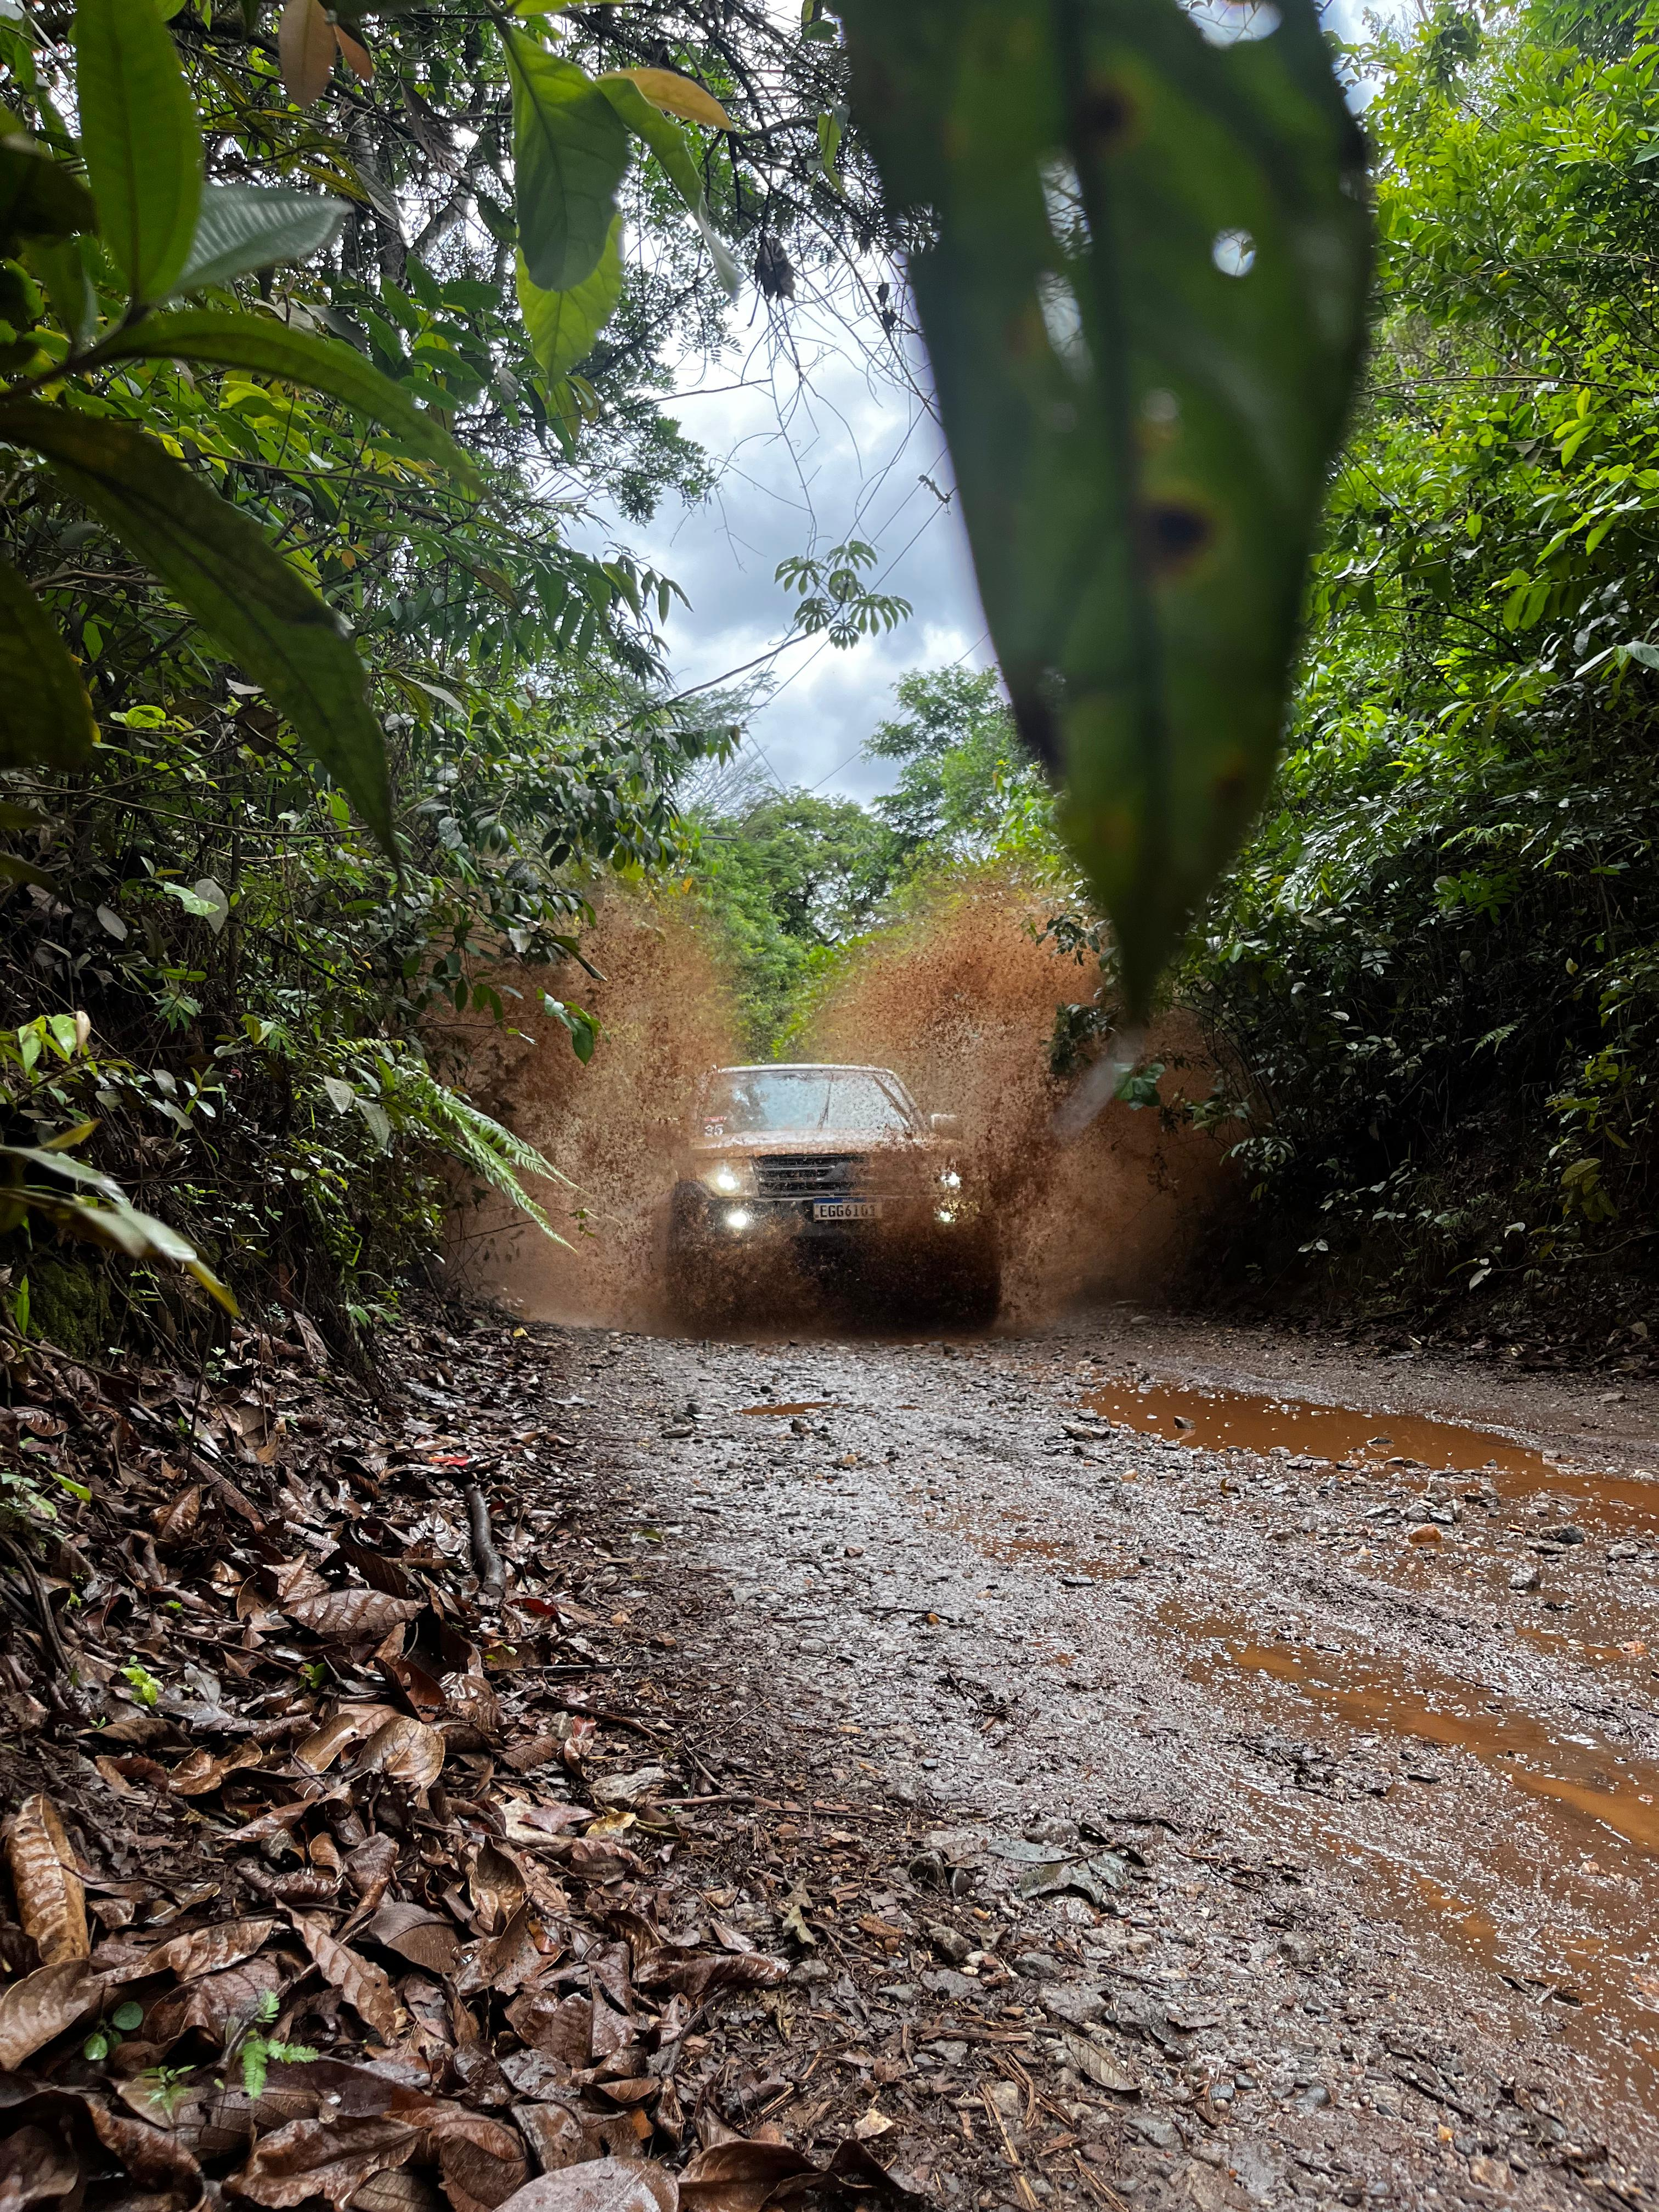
xmin=574 ymin=1313 xmax=1659 ymax=2210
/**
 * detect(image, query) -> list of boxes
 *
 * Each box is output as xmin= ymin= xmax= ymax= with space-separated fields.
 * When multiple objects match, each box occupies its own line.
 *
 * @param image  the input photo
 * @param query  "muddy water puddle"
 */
xmin=1199 ymin=1630 xmax=1659 ymax=1853
xmin=737 ymin=1400 xmax=836 ymax=1418
xmin=1183 ymin=1617 xmax=1659 ymax=2086
xmin=1082 ymin=1375 xmax=1659 ymax=1529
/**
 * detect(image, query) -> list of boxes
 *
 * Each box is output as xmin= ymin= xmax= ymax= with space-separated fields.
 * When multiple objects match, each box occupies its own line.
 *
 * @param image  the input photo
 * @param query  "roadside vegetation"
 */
xmin=0 ymin=0 xmax=899 ymax=1356
xmin=694 ymin=2 xmax=1659 ymax=1352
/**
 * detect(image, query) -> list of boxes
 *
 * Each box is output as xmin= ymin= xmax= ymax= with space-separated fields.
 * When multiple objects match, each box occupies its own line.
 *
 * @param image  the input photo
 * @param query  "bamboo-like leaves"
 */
xmin=839 ymin=0 xmax=1371 ymax=1014
xmin=0 ymin=560 xmax=97 ymax=771
xmin=506 ymin=29 xmax=630 ymax=294
xmin=95 ymin=311 xmax=479 ymax=484
xmin=72 ymin=0 xmax=202 ymax=304
xmin=0 ymin=400 xmax=392 ymax=851
xmin=516 ymin=218 xmax=624 ymax=385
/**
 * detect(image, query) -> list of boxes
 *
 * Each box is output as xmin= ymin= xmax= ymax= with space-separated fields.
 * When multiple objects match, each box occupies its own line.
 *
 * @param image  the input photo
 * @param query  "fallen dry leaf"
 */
xmin=456 ymin=1901 xmax=557 ymax=2000
xmin=290 ymin=1912 xmax=404 ymax=2041
xmin=505 ymin=1989 xmax=591 ymax=2067
xmin=287 ymin=1589 xmax=425 ymax=1641
xmin=272 ymin=1556 xmax=329 ymax=1605
xmin=352 ymin=1713 xmax=445 ymax=1790
xmin=348 ymin=2172 xmax=445 ymax=2212
xmin=427 ymin=2105 xmax=528 ymax=2212
xmin=0 ymin=1959 xmax=101 ymax=2070
xmin=380 ymin=1649 xmax=447 ymax=1718
xmin=442 ymin=1650 xmax=502 ymax=1741
xmin=138 ymin=1914 xmax=276 ymax=1984
xmin=678 ymin=2141 xmax=816 ymax=2212
xmin=1059 ymin=2028 xmax=1140 ymax=2095
xmin=230 ymin=2113 xmax=422 ymax=2208
xmin=496 ymin=2158 xmax=678 ymax=2212
xmin=151 ymin=1952 xmax=287 ymax=2047
xmin=0 ymin=2121 xmax=78 ymax=2205
xmin=499 ymin=1801 xmax=590 ymax=1846
xmin=504 ymin=1734 xmax=563 ymax=1774
xmin=296 ymin=1702 xmax=402 ymax=1771
xmin=634 ymin=1953 xmax=787 ymax=2005
xmin=5 ymin=1795 xmax=88 ymax=1966
xmin=363 ymin=1903 xmax=464 ymax=1977
xmin=346 ymin=1832 xmax=400 ymax=1912
xmin=512 ymin=2098 xmax=590 ymax=2174
xmin=84 ymin=2097 xmax=208 ymax=2198
xmin=589 ymin=1768 xmax=668 ymax=1810
xmin=469 ymin=1839 xmax=526 ymax=1934
xmin=165 ymin=1741 xmax=262 ymax=1795
xmin=152 ymin=1483 xmax=202 ymax=1550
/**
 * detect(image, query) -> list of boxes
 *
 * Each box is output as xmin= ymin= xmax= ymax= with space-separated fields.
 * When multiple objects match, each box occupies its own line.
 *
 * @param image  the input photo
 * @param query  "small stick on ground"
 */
xmin=980 ymin=2083 xmax=1039 ymax=2211
xmin=465 ymin=1480 xmax=506 ymax=1595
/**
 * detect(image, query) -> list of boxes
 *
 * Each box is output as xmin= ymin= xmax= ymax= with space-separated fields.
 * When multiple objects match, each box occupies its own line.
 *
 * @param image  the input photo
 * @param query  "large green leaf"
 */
xmin=174 ymin=182 xmax=347 ymax=294
xmin=505 ymin=29 xmax=630 ymax=293
xmin=0 ymin=558 xmax=97 ymax=771
xmin=516 ymin=218 xmax=624 ymax=385
xmin=838 ymin=0 xmax=1371 ymax=1015
xmin=595 ymin=73 xmax=741 ymax=294
xmin=0 ymin=400 xmax=392 ymax=848
xmin=72 ymin=0 xmax=203 ymax=305
xmin=27 ymin=235 xmax=98 ymax=348
xmin=0 ymin=139 xmax=98 ymax=249
xmin=0 ymin=1146 xmax=237 ymax=1313
xmin=95 ymin=309 xmax=479 ymax=486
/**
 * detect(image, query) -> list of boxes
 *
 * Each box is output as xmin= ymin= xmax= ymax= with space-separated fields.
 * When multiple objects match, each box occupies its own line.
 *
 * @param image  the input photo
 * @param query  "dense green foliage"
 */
xmin=0 ymin=0 xmax=902 ymax=1345
xmin=1058 ymin=0 xmax=1659 ymax=1330
xmin=692 ymin=668 xmax=1049 ymax=1050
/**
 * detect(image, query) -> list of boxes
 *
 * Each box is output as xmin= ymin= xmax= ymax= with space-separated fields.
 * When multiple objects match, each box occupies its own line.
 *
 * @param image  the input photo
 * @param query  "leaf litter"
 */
xmin=0 ymin=1301 xmax=1015 ymax=2209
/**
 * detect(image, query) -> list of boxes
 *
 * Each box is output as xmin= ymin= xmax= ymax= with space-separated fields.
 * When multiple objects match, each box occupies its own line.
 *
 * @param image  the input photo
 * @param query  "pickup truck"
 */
xmin=665 ymin=1062 xmax=1000 ymax=1329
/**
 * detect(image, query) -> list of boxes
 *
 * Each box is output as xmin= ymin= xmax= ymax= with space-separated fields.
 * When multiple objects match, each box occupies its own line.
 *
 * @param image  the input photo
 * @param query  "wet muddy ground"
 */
xmin=555 ymin=1303 xmax=1659 ymax=2211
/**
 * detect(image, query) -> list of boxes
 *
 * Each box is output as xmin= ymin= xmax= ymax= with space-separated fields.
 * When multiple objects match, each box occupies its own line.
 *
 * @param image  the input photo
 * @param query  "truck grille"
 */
xmin=754 ymin=1152 xmax=865 ymax=1200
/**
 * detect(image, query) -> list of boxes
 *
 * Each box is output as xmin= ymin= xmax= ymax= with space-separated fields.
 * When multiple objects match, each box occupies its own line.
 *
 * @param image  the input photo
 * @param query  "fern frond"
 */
xmin=391 ymin=1066 xmax=574 ymax=1246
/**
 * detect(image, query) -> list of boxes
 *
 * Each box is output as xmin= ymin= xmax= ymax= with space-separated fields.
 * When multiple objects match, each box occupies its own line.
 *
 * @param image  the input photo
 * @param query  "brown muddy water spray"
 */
xmin=458 ymin=877 xmax=1232 ymax=1333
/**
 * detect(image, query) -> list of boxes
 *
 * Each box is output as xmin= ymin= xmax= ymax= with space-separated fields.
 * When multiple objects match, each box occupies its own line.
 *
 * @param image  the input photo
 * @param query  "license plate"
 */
xmin=814 ymin=1200 xmax=881 ymax=1222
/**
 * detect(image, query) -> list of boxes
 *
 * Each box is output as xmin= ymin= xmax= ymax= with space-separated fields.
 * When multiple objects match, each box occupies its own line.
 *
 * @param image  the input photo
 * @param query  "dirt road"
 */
xmin=557 ymin=1304 xmax=1659 ymax=2211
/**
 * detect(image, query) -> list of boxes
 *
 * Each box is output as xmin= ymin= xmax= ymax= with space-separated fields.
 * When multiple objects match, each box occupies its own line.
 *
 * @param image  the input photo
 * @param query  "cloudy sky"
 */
xmin=595 ymin=0 xmax=1402 ymax=806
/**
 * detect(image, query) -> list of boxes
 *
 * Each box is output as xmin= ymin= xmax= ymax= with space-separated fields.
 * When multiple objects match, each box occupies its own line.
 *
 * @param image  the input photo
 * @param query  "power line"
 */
xmin=803 ymin=625 xmax=993 ymax=797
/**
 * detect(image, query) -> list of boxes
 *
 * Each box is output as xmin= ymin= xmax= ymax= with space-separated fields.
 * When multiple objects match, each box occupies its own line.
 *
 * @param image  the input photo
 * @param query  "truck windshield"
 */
xmin=702 ymin=1069 xmax=913 ymax=1136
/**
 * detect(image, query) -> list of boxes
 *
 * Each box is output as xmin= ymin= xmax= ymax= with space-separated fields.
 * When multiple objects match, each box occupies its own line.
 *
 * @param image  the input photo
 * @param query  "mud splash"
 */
xmin=465 ymin=873 xmax=1234 ymax=1332
xmin=798 ymin=874 xmax=1231 ymax=1320
xmin=454 ymin=889 xmax=737 ymax=1328
xmin=1080 ymin=1374 xmax=1659 ymax=1530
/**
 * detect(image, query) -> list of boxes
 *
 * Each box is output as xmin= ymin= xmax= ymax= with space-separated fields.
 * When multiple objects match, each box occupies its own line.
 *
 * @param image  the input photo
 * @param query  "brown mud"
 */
xmin=1079 ymin=1377 xmax=1659 ymax=1536
xmin=565 ymin=1302 xmax=1659 ymax=2206
xmin=444 ymin=886 xmax=1659 ymax=2199
xmin=455 ymin=889 xmax=738 ymax=1327
xmin=467 ymin=877 xmax=1231 ymax=1334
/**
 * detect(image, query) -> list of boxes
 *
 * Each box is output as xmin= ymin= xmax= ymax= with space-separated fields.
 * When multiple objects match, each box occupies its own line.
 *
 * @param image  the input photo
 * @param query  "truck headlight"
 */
xmin=703 ymin=1158 xmax=756 ymax=1197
